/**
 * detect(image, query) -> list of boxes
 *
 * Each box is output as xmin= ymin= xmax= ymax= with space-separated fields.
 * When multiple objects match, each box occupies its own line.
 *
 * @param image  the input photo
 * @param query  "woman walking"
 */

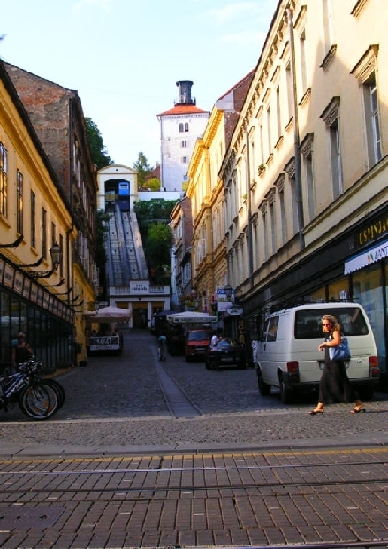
xmin=309 ymin=314 xmax=364 ymax=415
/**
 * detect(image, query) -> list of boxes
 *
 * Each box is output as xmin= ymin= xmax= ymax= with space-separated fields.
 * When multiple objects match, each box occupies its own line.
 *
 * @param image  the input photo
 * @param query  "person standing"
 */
xmin=309 ymin=315 xmax=364 ymax=415
xmin=158 ymin=333 xmax=167 ymax=361
xmin=12 ymin=332 xmax=33 ymax=370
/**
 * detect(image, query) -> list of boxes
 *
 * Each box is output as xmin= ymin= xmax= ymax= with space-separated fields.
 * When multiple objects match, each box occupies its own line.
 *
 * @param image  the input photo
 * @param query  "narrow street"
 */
xmin=0 ymin=329 xmax=387 ymax=549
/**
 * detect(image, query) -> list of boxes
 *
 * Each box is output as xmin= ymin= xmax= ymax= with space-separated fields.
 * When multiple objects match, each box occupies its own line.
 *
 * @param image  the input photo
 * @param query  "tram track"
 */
xmin=0 ymin=456 xmax=387 ymax=498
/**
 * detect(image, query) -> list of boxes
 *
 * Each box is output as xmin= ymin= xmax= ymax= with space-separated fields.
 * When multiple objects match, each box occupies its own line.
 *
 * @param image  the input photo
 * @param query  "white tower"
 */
xmin=157 ymin=81 xmax=210 ymax=192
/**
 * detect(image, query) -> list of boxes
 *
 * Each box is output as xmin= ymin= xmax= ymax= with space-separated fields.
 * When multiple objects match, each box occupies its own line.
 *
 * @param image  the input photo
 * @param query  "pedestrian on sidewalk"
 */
xmin=12 ymin=332 xmax=33 ymax=371
xmin=309 ymin=314 xmax=364 ymax=415
xmin=158 ymin=333 xmax=167 ymax=361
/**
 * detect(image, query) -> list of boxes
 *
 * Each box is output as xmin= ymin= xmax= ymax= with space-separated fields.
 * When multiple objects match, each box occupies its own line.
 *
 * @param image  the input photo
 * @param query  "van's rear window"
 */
xmin=294 ymin=307 xmax=369 ymax=339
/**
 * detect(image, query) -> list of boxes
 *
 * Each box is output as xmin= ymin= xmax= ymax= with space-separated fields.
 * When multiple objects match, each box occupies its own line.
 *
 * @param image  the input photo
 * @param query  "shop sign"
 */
xmin=216 ymin=288 xmax=234 ymax=312
xmin=345 ymin=238 xmax=388 ymax=274
xmin=13 ymin=271 xmax=23 ymax=294
xmin=356 ymin=210 xmax=388 ymax=248
xmin=30 ymin=283 xmax=38 ymax=302
xmin=130 ymin=281 xmax=149 ymax=294
xmin=226 ymin=306 xmax=243 ymax=316
xmin=3 ymin=264 xmax=14 ymax=288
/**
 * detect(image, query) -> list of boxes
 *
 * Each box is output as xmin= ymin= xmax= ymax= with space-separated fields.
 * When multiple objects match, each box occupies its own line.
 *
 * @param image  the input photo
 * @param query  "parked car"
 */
xmin=205 ymin=337 xmax=247 ymax=370
xmin=253 ymin=302 xmax=379 ymax=403
xmin=185 ymin=328 xmax=212 ymax=362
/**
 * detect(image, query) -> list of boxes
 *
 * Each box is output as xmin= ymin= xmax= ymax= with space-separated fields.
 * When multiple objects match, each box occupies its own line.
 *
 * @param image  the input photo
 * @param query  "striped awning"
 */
xmin=344 ymin=239 xmax=388 ymax=274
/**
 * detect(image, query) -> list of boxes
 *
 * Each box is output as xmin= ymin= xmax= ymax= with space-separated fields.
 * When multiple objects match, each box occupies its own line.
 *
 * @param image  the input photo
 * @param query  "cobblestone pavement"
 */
xmin=0 ymin=330 xmax=387 ymax=549
xmin=0 ymin=329 xmax=387 ymax=453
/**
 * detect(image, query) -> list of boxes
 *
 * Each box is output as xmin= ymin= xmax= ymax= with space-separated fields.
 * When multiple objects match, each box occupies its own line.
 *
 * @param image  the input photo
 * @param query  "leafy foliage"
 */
xmin=134 ymin=199 xmax=178 ymax=284
xmin=133 ymin=152 xmax=152 ymax=189
xmin=95 ymin=210 xmax=110 ymax=298
xmin=85 ymin=118 xmax=113 ymax=169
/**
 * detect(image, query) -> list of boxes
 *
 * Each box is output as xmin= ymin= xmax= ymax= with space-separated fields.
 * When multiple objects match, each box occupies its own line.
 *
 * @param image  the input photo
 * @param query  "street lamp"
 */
xmin=24 ymin=242 xmax=62 ymax=279
xmin=224 ymin=284 xmax=233 ymax=303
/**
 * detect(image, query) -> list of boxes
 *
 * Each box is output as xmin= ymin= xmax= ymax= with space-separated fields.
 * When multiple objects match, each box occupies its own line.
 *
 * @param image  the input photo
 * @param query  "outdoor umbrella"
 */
xmin=86 ymin=306 xmax=132 ymax=323
xmin=166 ymin=311 xmax=217 ymax=324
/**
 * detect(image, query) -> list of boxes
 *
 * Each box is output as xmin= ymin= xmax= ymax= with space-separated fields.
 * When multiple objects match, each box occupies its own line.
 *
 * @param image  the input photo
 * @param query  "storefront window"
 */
xmin=328 ymin=277 xmax=350 ymax=302
xmin=310 ymin=287 xmax=326 ymax=302
xmin=353 ymin=263 xmax=385 ymax=375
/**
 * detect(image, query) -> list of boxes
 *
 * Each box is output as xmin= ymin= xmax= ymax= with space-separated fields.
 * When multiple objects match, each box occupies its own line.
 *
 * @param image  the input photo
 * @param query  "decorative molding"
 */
xmin=300 ymin=133 xmax=314 ymax=158
xmin=265 ymin=186 xmax=277 ymax=205
xmin=320 ymin=44 xmax=337 ymax=71
xmin=275 ymin=135 xmax=284 ymax=151
xmin=351 ymin=44 xmax=379 ymax=83
xmin=274 ymin=172 xmax=286 ymax=193
xmin=294 ymin=5 xmax=307 ymax=32
xmin=259 ymin=200 xmax=267 ymax=215
xmin=351 ymin=0 xmax=369 ymax=17
xmin=299 ymin=87 xmax=311 ymax=107
xmin=320 ymin=96 xmax=340 ymax=127
xmin=284 ymin=157 xmax=295 ymax=179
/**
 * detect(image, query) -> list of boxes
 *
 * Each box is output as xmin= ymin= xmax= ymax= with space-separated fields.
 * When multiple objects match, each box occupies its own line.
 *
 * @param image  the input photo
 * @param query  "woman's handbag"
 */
xmin=329 ymin=337 xmax=351 ymax=361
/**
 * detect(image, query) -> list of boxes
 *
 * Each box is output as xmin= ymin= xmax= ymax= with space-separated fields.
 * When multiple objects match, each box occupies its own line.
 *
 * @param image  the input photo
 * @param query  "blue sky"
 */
xmin=1 ymin=0 xmax=278 ymax=168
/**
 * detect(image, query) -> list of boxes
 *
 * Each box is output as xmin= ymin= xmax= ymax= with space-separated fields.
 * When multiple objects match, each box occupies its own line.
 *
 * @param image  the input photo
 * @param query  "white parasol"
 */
xmin=166 ymin=311 xmax=217 ymax=324
xmin=85 ymin=306 xmax=132 ymax=323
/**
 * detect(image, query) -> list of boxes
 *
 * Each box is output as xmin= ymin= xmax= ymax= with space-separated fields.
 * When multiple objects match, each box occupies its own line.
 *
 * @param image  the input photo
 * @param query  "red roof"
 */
xmin=158 ymin=104 xmax=209 ymax=117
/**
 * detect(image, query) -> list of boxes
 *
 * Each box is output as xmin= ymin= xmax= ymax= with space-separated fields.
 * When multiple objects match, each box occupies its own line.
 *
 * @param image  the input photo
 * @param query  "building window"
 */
xmin=285 ymin=62 xmax=293 ymax=124
xmin=266 ymin=105 xmax=271 ymax=155
xmin=276 ymin=86 xmax=282 ymax=140
xmin=351 ymin=45 xmax=381 ymax=168
xmin=42 ymin=208 xmax=47 ymax=260
xmin=182 ymin=156 xmax=188 ymax=164
xmin=329 ymin=118 xmax=342 ymax=199
xmin=51 ymin=221 xmax=56 ymax=248
xmin=300 ymin=30 xmax=307 ymax=93
xmin=31 ymin=190 xmax=36 ymax=248
xmin=322 ymin=0 xmax=333 ymax=54
xmin=181 ymin=141 xmax=187 ymax=148
xmin=301 ymin=133 xmax=315 ymax=223
xmin=0 ymin=142 xmax=7 ymax=218
xmin=184 ymin=123 xmax=189 ymax=132
xmin=17 ymin=169 xmax=23 ymax=236
xmin=275 ymin=173 xmax=287 ymax=245
xmin=285 ymin=158 xmax=298 ymax=236
xmin=321 ymin=97 xmax=342 ymax=199
xmin=179 ymin=123 xmax=184 ymax=133
xmin=363 ymin=73 xmax=382 ymax=166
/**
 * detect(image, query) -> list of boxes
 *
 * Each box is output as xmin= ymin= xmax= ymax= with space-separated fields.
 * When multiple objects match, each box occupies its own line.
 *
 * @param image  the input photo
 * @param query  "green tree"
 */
xmin=133 ymin=152 xmax=152 ymax=189
xmin=145 ymin=177 xmax=161 ymax=191
xmin=95 ymin=210 xmax=110 ymax=298
xmin=85 ymin=118 xmax=113 ymax=169
xmin=146 ymin=223 xmax=172 ymax=284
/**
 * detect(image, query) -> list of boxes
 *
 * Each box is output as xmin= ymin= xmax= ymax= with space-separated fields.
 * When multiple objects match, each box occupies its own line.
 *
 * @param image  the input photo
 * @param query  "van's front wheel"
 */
xmin=279 ymin=376 xmax=293 ymax=404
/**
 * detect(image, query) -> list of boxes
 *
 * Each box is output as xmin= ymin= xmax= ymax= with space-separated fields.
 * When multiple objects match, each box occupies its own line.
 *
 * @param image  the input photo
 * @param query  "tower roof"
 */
xmin=157 ymin=104 xmax=209 ymax=117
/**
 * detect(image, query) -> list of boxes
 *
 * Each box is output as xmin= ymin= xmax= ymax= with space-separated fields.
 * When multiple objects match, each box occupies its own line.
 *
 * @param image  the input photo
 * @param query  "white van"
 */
xmin=253 ymin=302 xmax=379 ymax=403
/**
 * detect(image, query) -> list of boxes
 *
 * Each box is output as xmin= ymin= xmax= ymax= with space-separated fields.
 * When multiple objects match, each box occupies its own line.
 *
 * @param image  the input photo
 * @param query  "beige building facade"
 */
xmin=220 ymin=0 xmax=388 ymax=380
xmin=183 ymin=0 xmax=387 ymax=380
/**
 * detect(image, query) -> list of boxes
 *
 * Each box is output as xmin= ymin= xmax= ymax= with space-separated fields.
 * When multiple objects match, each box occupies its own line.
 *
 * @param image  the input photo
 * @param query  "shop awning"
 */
xmin=344 ymin=239 xmax=388 ymax=275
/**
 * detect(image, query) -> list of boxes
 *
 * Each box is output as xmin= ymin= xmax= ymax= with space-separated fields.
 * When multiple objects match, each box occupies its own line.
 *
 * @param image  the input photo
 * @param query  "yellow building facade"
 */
xmin=0 ymin=60 xmax=89 ymax=371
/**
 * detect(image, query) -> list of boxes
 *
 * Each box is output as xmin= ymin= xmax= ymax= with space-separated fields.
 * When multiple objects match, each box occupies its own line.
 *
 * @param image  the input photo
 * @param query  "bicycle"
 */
xmin=0 ymin=358 xmax=59 ymax=420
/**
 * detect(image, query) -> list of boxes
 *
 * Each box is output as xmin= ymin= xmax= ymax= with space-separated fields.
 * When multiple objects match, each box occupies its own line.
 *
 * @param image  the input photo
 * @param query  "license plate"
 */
xmin=221 ymin=357 xmax=234 ymax=362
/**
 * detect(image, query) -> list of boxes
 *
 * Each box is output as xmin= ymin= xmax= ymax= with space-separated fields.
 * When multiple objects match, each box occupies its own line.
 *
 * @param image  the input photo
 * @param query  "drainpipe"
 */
xmin=287 ymin=8 xmax=305 ymax=249
xmin=245 ymin=126 xmax=254 ymax=289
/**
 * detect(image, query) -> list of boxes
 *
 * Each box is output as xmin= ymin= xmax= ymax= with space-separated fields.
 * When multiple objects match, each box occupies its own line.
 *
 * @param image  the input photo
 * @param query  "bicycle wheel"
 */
xmin=19 ymin=383 xmax=58 ymax=420
xmin=41 ymin=378 xmax=65 ymax=408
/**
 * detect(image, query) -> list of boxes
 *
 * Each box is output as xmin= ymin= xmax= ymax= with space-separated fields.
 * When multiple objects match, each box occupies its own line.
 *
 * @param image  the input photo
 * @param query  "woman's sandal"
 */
xmin=309 ymin=408 xmax=324 ymax=415
xmin=351 ymin=406 xmax=365 ymax=414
